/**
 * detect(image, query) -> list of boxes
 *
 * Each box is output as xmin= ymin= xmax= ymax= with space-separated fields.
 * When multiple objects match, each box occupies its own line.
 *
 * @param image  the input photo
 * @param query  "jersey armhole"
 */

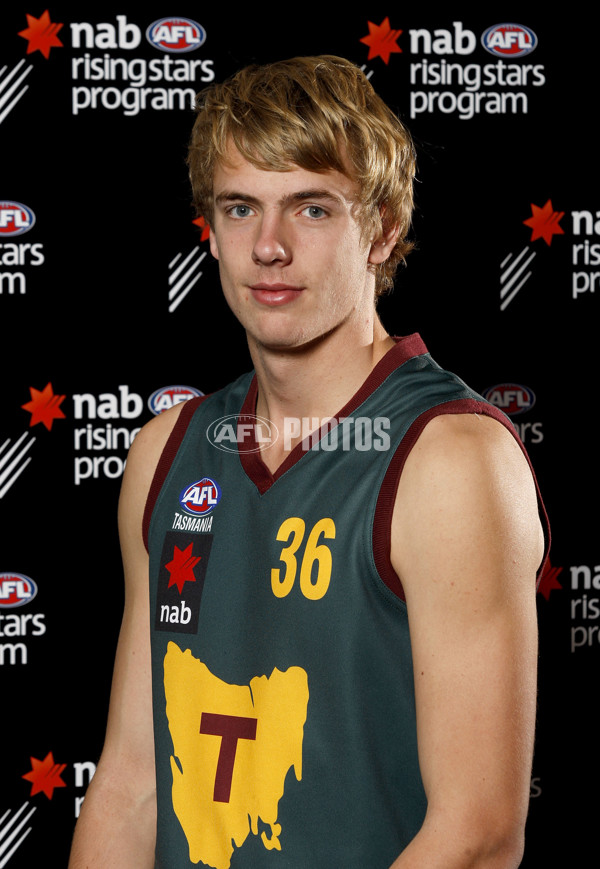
xmin=373 ymin=399 xmax=551 ymax=601
xmin=142 ymin=395 xmax=208 ymax=552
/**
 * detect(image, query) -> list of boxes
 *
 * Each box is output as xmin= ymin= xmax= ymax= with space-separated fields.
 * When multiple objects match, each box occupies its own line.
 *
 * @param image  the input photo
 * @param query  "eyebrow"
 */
xmin=214 ymin=189 xmax=348 ymax=208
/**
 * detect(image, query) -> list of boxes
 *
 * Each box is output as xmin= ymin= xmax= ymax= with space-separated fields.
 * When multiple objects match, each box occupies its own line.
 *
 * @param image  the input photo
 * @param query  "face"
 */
xmin=209 ymin=143 xmax=395 ymax=354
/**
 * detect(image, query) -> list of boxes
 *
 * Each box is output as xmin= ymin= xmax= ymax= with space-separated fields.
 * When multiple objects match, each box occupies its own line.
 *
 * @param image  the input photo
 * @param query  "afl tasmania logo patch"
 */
xmin=179 ymin=477 xmax=221 ymax=516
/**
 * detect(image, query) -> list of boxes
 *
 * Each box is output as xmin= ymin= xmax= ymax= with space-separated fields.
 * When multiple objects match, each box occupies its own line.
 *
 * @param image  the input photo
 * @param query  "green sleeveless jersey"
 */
xmin=144 ymin=334 xmax=539 ymax=868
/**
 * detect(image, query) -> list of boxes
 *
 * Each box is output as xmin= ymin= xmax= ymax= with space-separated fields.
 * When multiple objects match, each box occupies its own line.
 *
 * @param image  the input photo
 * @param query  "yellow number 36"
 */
xmin=271 ymin=517 xmax=336 ymax=600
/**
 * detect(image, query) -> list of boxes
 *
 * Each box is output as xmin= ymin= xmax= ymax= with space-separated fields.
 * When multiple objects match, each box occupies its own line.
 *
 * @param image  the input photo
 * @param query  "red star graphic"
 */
xmin=22 ymin=383 xmax=66 ymax=431
xmin=165 ymin=543 xmax=201 ymax=594
xmin=192 ymin=216 xmax=211 ymax=242
xmin=22 ymin=752 xmax=67 ymax=799
xmin=523 ymin=200 xmax=565 ymax=246
xmin=360 ymin=17 xmax=403 ymax=64
xmin=537 ymin=559 xmax=563 ymax=601
xmin=18 ymin=10 xmax=64 ymax=59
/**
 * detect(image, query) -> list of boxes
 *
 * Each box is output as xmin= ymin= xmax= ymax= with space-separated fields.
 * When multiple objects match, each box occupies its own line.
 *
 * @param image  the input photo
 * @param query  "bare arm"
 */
xmin=68 ymin=406 xmax=184 ymax=868
xmin=389 ymin=414 xmax=544 ymax=869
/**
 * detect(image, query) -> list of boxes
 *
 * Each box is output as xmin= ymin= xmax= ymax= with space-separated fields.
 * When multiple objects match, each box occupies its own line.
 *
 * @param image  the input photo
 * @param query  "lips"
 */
xmin=249 ymin=283 xmax=304 ymax=306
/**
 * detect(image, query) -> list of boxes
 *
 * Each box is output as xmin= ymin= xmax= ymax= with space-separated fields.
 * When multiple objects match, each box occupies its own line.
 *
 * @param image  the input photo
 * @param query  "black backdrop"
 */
xmin=1 ymin=6 xmax=595 ymax=866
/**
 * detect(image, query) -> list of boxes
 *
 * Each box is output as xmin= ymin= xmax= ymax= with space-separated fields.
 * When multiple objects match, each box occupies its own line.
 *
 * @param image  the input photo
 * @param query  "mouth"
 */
xmin=249 ymin=283 xmax=304 ymax=306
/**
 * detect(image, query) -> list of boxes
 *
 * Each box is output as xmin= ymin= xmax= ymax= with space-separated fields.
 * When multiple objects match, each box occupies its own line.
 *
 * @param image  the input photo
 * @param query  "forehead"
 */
xmin=212 ymin=142 xmax=359 ymax=204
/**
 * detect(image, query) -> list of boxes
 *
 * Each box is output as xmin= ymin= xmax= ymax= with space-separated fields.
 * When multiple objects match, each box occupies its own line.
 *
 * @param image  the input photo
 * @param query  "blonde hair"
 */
xmin=187 ymin=55 xmax=416 ymax=295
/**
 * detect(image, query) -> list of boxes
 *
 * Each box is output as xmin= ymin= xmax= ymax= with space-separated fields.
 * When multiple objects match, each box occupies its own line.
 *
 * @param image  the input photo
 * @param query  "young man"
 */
xmin=69 ymin=56 xmax=547 ymax=868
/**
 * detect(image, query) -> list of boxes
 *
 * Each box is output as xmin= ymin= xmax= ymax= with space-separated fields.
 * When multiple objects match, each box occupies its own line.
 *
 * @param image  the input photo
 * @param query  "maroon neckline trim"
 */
xmin=239 ymin=334 xmax=428 ymax=494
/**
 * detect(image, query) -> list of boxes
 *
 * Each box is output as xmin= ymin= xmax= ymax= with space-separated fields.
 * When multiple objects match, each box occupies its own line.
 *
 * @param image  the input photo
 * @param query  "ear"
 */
xmin=368 ymin=221 xmax=400 ymax=265
xmin=209 ymin=226 xmax=219 ymax=261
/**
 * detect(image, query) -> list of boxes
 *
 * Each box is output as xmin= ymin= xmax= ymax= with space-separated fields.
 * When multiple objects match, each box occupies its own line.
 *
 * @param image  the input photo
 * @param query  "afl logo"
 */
xmin=148 ymin=385 xmax=203 ymax=415
xmin=146 ymin=17 xmax=206 ymax=53
xmin=206 ymin=414 xmax=278 ymax=453
xmin=0 ymin=573 xmax=38 ymax=609
xmin=481 ymin=24 xmax=537 ymax=57
xmin=482 ymin=383 xmax=536 ymax=416
xmin=180 ymin=477 xmax=221 ymax=516
xmin=0 ymin=201 xmax=35 ymax=237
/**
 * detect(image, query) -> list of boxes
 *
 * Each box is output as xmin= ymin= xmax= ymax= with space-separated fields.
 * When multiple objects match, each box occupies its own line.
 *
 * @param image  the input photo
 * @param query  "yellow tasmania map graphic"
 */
xmin=164 ymin=642 xmax=309 ymax=868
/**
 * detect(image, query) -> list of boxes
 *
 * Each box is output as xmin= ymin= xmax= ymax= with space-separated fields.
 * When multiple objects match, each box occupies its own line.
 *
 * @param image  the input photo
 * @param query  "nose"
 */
xmin=252 ymin=212 xmax=291 ymax=266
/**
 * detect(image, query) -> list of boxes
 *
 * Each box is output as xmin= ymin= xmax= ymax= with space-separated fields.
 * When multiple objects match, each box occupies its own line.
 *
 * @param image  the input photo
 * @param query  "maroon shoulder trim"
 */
xmin=373 ymin=399 xmax=550 ymax=601
xmin=142 ymin=395 xmax=208 ymax=552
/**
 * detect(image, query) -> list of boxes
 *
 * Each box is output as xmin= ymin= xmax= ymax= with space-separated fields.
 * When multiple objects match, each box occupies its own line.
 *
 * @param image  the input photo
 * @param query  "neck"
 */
xmin=249 ymin=316 xmax=394 ymax=470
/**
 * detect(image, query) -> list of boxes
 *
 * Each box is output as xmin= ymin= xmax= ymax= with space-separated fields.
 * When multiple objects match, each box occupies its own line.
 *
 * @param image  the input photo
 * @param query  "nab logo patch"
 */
xmin=481 ymin=24 xmax=537 ymax=57
xmin=180 ymin=477 xmax=221 ymax=516
xmin=155 ymin=532 xmax=212 ymax=633
xmin=482 ymin=383 xmax=536 ymax=416
xmin=146 ymin=17 xmax=206 ymax=53
xmin=0 ymin=573 xmax=37 ymax=608
xmin=148 ymin=385 xmax=203 ymax=415
xmin=0 ymin=202 xmax=35 ymax=237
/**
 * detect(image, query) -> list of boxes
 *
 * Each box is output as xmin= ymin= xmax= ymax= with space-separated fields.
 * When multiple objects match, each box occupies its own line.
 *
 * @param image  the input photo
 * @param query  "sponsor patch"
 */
xmin=155 ymin=532 xmax=213 ymax=634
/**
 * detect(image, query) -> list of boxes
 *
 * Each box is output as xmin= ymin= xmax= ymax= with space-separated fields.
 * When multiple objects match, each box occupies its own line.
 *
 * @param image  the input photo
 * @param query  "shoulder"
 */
xmin=390 ymin=412 xmax=545 ymax=595
xmin=125 ymin=401 xmax=188 ymax=482
xmin=402 ymin=411 xmax=526 ymax=481
xmin=118 ymin=402 xmax=190 ymax=540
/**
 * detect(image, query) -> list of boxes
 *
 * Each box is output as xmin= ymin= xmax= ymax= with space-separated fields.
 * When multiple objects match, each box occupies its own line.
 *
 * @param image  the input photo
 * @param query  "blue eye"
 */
xmin=304 ymin=205 xmax=326 ymax=219
xmin=230 ymin=204 xmax=252 ymax=218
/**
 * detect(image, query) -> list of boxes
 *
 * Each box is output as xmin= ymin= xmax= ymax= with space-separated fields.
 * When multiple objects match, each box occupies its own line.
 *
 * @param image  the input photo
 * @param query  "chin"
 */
xmin=253 ymin=325 xmax=341 ymax=355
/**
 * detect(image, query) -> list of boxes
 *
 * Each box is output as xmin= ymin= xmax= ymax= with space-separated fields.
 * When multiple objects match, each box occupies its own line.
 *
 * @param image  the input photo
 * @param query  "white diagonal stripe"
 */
xmin=0 ymin=59 xmax=30 ymax=98
xmin=168 ymin=248 xmax=207 ymax=311
xmin=0 ymin=60 xmax=33 ymax=125
xmin=500 ymin=272 xmax=534 ymax=311
xmin=0 ymin=432 xmax=36 ymax=498
xmin=169 ymin=247 xmax=204 ymax=285
xmin=500 ymin=250 xmax=536 ymax=300
xmin=500 ymin=246 xmax=530 ymax=283
xmin=168 ymin=252 xmax=206 ymax=301
xmin=0 ymin=86 xmax=29 ymax=126
xmin=0 ymin=802 xmax=36 ymax=867
xmin=169 ymin=271 xmax=204 ymax=313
